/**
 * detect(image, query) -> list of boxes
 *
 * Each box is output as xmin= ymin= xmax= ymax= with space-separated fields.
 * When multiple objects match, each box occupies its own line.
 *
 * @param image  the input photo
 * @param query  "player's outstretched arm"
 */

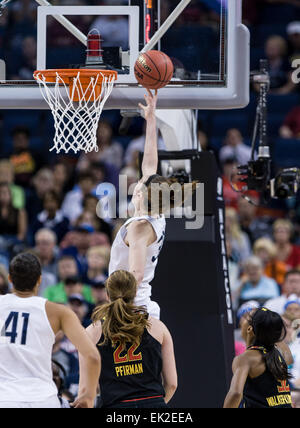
xmin=46 ymin=302 xmax=100 ymax=408
xmin=223 ymin=354 xmax=250 ymax=408
xmin=77 ymin=322 xmax=103 ymax=407
xmin=138 ymin=89 xmax=158 ymax=178
xmin=161 ymin=323 xmax=177 ymax=403
xmin=127 ymin=220 xmax=154 ymax=285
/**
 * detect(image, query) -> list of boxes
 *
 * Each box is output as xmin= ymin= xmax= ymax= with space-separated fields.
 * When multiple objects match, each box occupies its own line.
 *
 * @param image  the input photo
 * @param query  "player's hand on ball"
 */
xmin=139 ymin=89 xmax=158 ymax=120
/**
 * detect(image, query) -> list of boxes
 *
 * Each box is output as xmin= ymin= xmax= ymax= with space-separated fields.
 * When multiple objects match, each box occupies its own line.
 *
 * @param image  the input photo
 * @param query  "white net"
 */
xmin=34 ymin=70 xmax=116 ymax=154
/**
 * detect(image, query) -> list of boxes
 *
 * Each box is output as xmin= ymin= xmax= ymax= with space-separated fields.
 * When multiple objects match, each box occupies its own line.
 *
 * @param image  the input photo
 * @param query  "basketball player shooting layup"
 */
xmin=109 ymin=89 xmax=196 ymax=319
xmin=0 ymin=253 xmax=100 ymax=409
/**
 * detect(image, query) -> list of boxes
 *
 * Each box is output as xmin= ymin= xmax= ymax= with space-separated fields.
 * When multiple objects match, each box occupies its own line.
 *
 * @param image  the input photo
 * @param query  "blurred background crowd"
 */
xmin=1 ymin=0 xmax=300 ymax=405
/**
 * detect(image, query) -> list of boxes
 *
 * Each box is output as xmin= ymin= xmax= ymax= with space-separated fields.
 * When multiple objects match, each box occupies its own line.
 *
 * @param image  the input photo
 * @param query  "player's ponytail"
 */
xmin=92 ymin=270 xmax=150 ymax=347
xmin=249 ymin=308 xmax=291 ymax=381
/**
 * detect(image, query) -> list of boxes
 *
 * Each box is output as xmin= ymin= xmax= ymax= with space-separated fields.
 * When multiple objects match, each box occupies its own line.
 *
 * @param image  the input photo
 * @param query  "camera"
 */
xmin=270 ymin=168 xmax=300 ymax=199
xmin=235 ymin=59 xmax=300 ymax=203
xmin=170 ymin=169 xmax=190 ymax=185
xmin=238 ymin=158 xmax=271 ymax=193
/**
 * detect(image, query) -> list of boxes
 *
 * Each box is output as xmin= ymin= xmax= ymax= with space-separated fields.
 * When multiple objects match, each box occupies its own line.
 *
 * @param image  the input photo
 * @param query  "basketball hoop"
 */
xmin=33 ymin=68 xmax=117 ymax=154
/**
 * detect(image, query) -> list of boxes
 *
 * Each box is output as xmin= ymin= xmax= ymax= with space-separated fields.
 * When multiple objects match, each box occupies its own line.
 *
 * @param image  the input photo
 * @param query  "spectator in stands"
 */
xmin=287 ymin=21 xmax=300 ymax=64
xmin=52 ymin=162 xmax=72 ymax=200
xmin=34 ymin=228 xmax=59 ymax=279
xmin=60 ymin=209 xmax=110 ymax=251
xmin=262 ymin=35 xmax=295 ymax=94
xmin=32 ymin=190 xmax=70 ymax=244
xmin=77 ymin=120 xmax=124 ymax=170
xmin=83 ymin=246 xmax=109 ymax=286
xmin=0 ymin=182 xmax=27 ymax=257
xmin=51 ymin=360 xmax=71 ymax=408
xmin=51 ymin=329 xmax=79 ymax=401
xmin=90 ymin=160 xmax=119 ymax=192
xmin=117 ymin=165 xmax=139 ymax=219
xmin=55 ymin=255 xmax=77 ymax=282
xmin=282 ymin=298 xmax=300 ymax=323
xmin=90 ymin=281 xmax=109 ymax=309
xmin=61 ymin=171 xmax=95 ymax=224
xmin=0 ymin=160 xmax=25 ymax=210
xmin=60 ymin=215 xmax=110 ymax=277
xmin=253 ymin=237 xmax=287 ymax=288
xmin=63 ymin=210 xmax=110 ymax=247
xmin=265 ymin=269 xmax=300 ymax=314
xmin=219 ymin=128 xmax=252 ymax=166
xmin=67 ymin=294 xmax=91 ymax=328
xmin=225 ymin=207 xmax=252 ymax=263
xmin=238 ymin=256 xmax=280 ymax=306
xmin=43 ymin=255 xmax=94 ymax=304
xmin=56 ymin=282 xmax=96 ymax=397
xmin=25 ymin=167 xmax=54 ymax=225
xmin=279 ymin=104 xmax=300 ymax=138
xmin=10 ymin=0 xmax=37 ymax=27
xmin=9 ymin=126 xmax=37 ymax=188
xmin=237 ymin=196 xmax=273 ymax=245
xmin=221 ymin=158 xmax=240 ymax=210
xmin=43 ymin=255 xmax=77 ymax=302
xmin=82 ymin=194 xmax=112 ymax=242
xmin=273 ymin=219 xmax=300 ymax=269
xmin=0 ymin=265 xmax=10 ymax=295
xmin=64 ymin=276 xmax=94 ymax=306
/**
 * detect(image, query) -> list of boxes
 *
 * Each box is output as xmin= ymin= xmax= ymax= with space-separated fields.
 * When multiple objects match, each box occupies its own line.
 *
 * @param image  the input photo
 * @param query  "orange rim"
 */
xmin=33 ymin=68 xmax=117 ymax=84
xmin=33 ymin=68 xmax=117 ymax=102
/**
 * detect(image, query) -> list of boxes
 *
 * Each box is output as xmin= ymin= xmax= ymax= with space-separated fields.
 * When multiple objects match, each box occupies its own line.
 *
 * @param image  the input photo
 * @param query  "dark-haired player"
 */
xmin=224 ymin=307 xmax=293 ymax=408
xmin=0 ymin=252 xmax=100 ymax=408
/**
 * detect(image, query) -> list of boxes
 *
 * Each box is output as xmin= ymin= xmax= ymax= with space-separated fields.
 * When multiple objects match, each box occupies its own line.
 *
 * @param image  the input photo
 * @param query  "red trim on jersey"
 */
xmin=121 ymin=395 xmax=163 ymax=403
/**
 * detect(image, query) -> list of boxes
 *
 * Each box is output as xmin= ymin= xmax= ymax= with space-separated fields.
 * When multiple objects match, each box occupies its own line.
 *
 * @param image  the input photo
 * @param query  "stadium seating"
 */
xmin=273 ymin=138 xmax=300 ymax=169
xmin=210 ymin=112 xmax=251 ymax=138
xmin=252 ymin=24 xmax=288 ymax=47
xmin=46 ymin=46 xmax=86 ymax=69
xmin=260 ymin=4 xmax=299 ymax=24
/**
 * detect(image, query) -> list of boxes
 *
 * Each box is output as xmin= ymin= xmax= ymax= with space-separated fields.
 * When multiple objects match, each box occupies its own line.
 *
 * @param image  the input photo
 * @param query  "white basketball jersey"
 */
xmin=109 ymin=215 xmax=166 ymax=307
xmin=0 ymin=294 xmax=58 ymax=402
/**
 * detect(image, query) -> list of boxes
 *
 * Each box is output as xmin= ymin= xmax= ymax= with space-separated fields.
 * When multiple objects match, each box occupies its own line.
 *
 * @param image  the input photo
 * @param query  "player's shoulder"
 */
xmin=233 ymin=349 xmax=260 ymax=370
xmin=128 ymin=218 xmax=153 ymax=235
xmin=148 ymin=316 xmax=164 ymax=328
xmin=45 ymin=300 xmax=73 ymax=317
xmin=148 ymin=317 xmax=171 ymax=341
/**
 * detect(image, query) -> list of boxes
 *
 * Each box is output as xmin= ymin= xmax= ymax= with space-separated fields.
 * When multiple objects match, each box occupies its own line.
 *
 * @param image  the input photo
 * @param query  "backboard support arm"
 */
xmin=141 ymin=0 xmax=191 ymax=52
xmin=35 ymin=0 xmax=87 ymax=46
xmin=33 ymin=0 xmax=192 ymax=53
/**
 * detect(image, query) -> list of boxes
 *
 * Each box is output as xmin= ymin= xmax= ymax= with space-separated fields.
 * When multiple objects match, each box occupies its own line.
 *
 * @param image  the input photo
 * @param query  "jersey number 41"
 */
xmin=0 ymin=312 xmax=30 ymax=345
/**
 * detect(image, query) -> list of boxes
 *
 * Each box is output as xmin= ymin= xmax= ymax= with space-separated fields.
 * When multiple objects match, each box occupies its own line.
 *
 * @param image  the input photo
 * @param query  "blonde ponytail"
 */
xmin=92 ymin=270 xmax=150 ymax=348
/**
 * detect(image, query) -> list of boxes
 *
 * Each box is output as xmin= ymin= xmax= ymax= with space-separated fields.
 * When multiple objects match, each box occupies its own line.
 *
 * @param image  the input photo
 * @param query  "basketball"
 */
xmin=134 ymin=50 xmax=174 ymax=90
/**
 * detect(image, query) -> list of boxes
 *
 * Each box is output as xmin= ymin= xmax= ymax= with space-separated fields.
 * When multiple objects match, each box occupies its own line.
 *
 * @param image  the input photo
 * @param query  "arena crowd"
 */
xmin=1 ymin=0 xmax=300 ymax=406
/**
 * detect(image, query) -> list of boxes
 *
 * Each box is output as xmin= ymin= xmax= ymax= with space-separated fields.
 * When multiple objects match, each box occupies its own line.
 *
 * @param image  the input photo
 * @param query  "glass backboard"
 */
xmin=0 ymin=0 xmax=250 ymax=110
